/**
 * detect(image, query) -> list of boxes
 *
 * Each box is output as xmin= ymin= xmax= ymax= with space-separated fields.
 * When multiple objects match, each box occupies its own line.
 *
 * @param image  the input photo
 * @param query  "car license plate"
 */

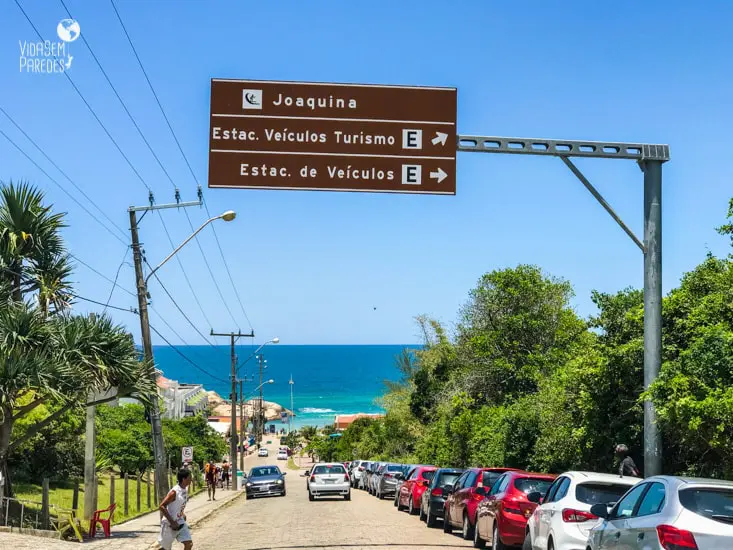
xmin=325 ymin=479 xmax=335 ymax=483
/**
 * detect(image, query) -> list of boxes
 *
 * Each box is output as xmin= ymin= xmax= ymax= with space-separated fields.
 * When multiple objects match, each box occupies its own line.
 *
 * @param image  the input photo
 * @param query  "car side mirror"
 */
xmin=444 ymin=484 xmax=454 ymax=495
xmin=527 ymin=491 xmax=542 ymax=504
xmin=475 ymin=487 xmax=487 ymax=497
xmin=282 ymin=472 xmax=287 ymax=476
xmin=590 ymin=503 xmax=609 ymax=519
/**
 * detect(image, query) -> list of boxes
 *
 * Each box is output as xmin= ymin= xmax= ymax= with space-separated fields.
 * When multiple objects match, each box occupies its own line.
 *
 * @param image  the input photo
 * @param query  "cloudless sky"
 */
xmin=1 ymin=0 xmax=732 ymax=347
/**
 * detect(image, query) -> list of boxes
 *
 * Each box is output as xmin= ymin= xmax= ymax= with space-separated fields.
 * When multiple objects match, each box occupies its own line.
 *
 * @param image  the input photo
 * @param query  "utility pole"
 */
xmin=289 ymin=375 xmax=294 ymax=435
xmin=211 ymin=330 xmax=254 ymax=489
xmin=258 ymin=353 xmax=264 ymax=443
xmin=130 ymin=208 xmax=168 ymax=502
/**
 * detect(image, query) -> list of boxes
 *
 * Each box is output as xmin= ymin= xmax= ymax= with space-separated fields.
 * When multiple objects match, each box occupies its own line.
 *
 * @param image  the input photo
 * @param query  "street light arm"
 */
xmin=236 ymin=338 xmax=279 ymax=374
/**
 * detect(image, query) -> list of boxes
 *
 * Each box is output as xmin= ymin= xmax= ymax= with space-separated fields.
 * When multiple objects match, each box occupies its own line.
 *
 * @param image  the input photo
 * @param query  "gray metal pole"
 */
xmin=642 ymin=160 xmax=663 ymax=477
xmin=83 ymin=403 xmax=97 ymax=520
xmin=130 ymin=209 xmax=169 ymax=501
xmin=229 ymin=334 xmax=238 ymax=489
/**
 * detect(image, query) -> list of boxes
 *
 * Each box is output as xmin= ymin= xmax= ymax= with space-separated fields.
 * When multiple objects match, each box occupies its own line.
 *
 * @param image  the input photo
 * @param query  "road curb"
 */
xmin=144 ymin=491 xmax=245 ymax=549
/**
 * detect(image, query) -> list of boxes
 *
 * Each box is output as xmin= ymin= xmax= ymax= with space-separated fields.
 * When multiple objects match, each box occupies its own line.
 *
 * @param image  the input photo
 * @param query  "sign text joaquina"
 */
xmin=208 ymin=79 xmax=457 ymax=195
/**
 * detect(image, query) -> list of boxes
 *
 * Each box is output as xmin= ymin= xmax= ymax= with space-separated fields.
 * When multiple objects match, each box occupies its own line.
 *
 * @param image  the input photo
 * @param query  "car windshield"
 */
xmin=438 ymin=473 xmax=462 ymax=487
xmin=576 ymin=482 xmax=635 ymax=505
xmin=515 ymin=478 xmax=554 ymax=495
xmin=314 ymin=464 xmax=346 ymax=475
xmin=250 ymin=467 xmax=280 ymax=477
xmin=679 ymin=487 xmax=733 ymax=523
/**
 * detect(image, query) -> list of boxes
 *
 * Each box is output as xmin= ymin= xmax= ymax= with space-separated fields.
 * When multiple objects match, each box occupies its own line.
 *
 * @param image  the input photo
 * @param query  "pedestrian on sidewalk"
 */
xmin=615 ymin=444 xmax=642 ymax=477
xmin=157 ymin=468 xmax=193 ymax=550
xmin=205 ymin=461 xmax=217 ymax=501
xmin=221 ymin=461 xmax=230 ymax=490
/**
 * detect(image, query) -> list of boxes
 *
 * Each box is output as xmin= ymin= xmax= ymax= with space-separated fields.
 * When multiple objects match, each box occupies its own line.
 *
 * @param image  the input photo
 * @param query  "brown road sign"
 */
xmin=208 ymin=79 xmax=457 ymax=195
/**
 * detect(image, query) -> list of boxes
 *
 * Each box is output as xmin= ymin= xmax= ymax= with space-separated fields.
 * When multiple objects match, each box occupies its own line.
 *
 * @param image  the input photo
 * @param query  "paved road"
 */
xmin=193 ymin=440 xmax=472 ymax=550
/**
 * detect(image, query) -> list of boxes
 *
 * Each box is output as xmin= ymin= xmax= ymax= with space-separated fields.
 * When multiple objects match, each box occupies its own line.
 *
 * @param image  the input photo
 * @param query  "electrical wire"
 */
xmin=69 ymin=253 xmax=137 ymax=298
xmin=110 ymin=0 xmax=254 ymax=330
xmin=71 ymin=292 xmax=137 ymax=314
xmin=0 ymin=128 xmax=129 ymax=247
xmin=12 ymin=0 xmax=152 ymax=194
xmin=0 ymin=106 xmax=129 ymax=242
xmin=103 ymin=248 xmax=131 ymax=313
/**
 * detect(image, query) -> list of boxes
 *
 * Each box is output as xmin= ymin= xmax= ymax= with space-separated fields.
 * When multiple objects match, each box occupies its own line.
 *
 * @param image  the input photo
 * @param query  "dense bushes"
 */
xmin=332 ymin=199 xmax=733 ymax=478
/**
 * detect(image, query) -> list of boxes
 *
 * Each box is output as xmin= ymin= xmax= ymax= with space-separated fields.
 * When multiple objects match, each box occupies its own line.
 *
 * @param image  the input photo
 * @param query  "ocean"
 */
xmin=152 ymin=344 xmax=418 ymax=428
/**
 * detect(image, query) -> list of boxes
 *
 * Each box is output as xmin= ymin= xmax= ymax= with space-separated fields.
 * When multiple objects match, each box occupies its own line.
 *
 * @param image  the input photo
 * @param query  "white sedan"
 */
xmin=277 ymin=450 xmax=288 ymax=460
xmin=258 ymin=448 xmax=269 ymax=457
xmin=308 ymin=462 xmax=351 ymax=501
xmin=523 ymin=471 xmax=640 ymax=550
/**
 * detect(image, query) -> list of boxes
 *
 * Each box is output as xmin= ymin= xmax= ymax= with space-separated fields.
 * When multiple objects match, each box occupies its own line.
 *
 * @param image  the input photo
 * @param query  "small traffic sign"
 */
xmin=181 ymin=446 xmax=193 ymax=463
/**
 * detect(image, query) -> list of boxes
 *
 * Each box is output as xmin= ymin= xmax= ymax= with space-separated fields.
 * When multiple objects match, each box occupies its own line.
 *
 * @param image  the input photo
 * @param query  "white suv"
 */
xmin=308 ymin=462 xmax=351 ymax=501
xmin=523 ymin=471 xmax=640 ymax=550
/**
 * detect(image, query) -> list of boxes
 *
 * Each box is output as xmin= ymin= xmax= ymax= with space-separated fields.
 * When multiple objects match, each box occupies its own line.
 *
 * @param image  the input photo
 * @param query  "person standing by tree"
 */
xmin=157 ymin=468 xmax=193 ymax=550
xmin=205 ymin=461 xmax=217 ymax=501
xmin=616 ymin=444 xmax=642 ymax=477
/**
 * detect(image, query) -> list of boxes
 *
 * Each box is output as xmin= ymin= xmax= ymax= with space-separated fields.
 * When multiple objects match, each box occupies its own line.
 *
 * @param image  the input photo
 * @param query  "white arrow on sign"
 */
xmin=430 ymin=168 xmax=448 ymax=183
xmin=431 ymin=132 xmax=449 ymax=146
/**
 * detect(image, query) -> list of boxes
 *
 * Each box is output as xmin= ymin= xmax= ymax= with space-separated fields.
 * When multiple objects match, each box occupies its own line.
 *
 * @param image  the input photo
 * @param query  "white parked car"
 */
xmin=308 ymin=462 xmax=351 ymax=501
xmin=277 ymin=450 xmax=288 ymax=460
xmin=523 ymin=471 xmax=640 ymax=550
xmin=258 ymin=448 xmax=269 ymax=457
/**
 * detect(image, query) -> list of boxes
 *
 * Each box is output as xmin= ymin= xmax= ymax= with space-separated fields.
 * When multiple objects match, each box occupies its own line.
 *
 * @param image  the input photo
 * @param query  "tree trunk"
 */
xmin=0 ymin=405 xmax=15 ymax=497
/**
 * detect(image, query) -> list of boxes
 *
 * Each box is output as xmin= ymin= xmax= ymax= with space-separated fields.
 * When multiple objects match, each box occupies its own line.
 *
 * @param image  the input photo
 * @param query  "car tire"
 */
xmin=426 ymin=504 xmax=437 ymax=528
xmin=419 ymin=503 xmax=427 ymax=521
xmin=521 ymin=533 xmax=533 ymax=550
xmin=473 ymin=518 xmax=486 ymax=548
xmin=409 ymin=497 xmax=417 ymax=516
xmin=462 ymin=513 xmax=474 ymax=540
xmin=308 ymin=493 xmax=314 ymax=502
xmin=548 ymin=538 xmax=555 ymax=550
xmin=345 ymin=491 xmax=351 ymax=501
xmin=443 ymin=508 xmax=452 ymax=533
xmin=493 ymin=524 xmax=507 ymax=550
xmin=281 ymin=490 xmax=286 ymax=497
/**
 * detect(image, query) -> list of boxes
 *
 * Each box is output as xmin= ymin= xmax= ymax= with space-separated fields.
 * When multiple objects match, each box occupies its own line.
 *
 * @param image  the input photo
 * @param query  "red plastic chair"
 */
xmin=89 ymin=503 xmax=116 ymax=538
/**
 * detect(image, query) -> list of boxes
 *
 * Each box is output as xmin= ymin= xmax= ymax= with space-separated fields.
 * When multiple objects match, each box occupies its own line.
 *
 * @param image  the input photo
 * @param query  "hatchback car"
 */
xmin=376 ymin=463 xmax=405 ymax=499
xmin=420 ymin=468 xmax=466 ymax=527
xmin=369 ymin=462 xmax=386 ymax=495
xmin=523 ymin=471 xmax=640 ymax=550
xmin=258 ymin=447 xmax=268 ymax=457
xmin=474 ymin=470 xmax=556 ymax=548
xmin=444 ymin=468 xmax=521 ymax=540
xmin=398 ymin=466 xmax=437 ymax=514
xmin=587 ymin=475 xmax=733 ymax=550
xmin=308 ymin=462 xmax=351 ymax=501
xmin=244 ymin=465 xmax=287 ymax=499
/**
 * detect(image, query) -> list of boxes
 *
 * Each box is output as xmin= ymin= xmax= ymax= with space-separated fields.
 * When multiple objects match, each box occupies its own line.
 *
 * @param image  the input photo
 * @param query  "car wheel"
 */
xmin=281 ymin=490 xmax=286 ymax=497
xmin=409 ymin=497 xmax=417 ymax=516
xmin=443 ymin=508 xmax=452 ymax=533
xmin=493 ymin=524 xmax=507 ymax=550
xmin=308 ymin=493 xmax=314 ymax=502
xmin=473 ymin=518 xmax=486 ymax=548
xmin=521 ymin=533 xmax=533 ymax=550
xmin=419 ymin=502 xmax=427 ymax=522
xmin=426 ymin=504 xmax=437 ymax=528
xmin=462 ymin=513 xmax=474 ymax=540
xmin=345 ymin=491 xmax=351 ymax=501
xmin=397 ymin=495 xmax=404 ymax=511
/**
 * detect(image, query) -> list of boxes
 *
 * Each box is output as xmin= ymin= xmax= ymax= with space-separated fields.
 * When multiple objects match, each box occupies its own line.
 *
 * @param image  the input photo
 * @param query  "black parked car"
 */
xmin=245 ymin=465 xmax=287 ymax=499
xmin=419 ymin=467 xmax=464 ymax=527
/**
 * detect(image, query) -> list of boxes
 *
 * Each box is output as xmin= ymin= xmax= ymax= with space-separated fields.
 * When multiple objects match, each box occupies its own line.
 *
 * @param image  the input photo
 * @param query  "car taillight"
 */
xmin=472 ymin=491 xmax=484 ymax=502
xmin=384 ymin=473 xmax=393 ymax=478
xmin=656 ymin=525 xmax=698 ymax=549
xmin=431 ymin=488 xmax=442 ymax=497
xmin=344 ymin=474 xmax=350 ymax=482
xmin=562 ymin=508 xmax=598 ymax=523
xmin=504 ymin=506 xmax=523 ymax=515
xmin=310 ymin=475 xmax=315 ymax=482
xmin=359 ymin=467 xmax=364 ymax=471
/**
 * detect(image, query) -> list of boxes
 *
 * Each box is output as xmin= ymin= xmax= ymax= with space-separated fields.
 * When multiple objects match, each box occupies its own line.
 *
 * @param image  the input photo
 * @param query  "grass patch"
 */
xmin=287 ymin=457 xmax=300 ymax=470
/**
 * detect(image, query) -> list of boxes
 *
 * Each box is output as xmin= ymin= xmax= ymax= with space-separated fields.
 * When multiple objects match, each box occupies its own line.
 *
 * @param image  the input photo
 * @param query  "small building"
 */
xmin=157 ymin=376 xmax=208 ymax=420
xmin=334 ymin=413 xmax=384 ymax=431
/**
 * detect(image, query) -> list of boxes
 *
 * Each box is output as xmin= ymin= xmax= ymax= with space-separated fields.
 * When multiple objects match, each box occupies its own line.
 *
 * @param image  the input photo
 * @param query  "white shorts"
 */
xmin=158 ymin=521 xmax=192 ymax=549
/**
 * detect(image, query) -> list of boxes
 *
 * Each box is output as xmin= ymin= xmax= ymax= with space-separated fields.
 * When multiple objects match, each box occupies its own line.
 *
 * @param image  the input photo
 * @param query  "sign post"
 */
xmin=208 ymin=79 xmax=457 ymax=194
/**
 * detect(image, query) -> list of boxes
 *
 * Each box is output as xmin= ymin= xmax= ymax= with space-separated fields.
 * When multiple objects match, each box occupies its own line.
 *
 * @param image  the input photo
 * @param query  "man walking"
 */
xmin=205 ymin=461 xmax=217 ymax=501
xmin=221 ymin=461 xmax=230 ymax=490
xmin=158 ymin=468 xmax=193 ymax=550
xmin=616 ymin=444 xmax=642 ymax=477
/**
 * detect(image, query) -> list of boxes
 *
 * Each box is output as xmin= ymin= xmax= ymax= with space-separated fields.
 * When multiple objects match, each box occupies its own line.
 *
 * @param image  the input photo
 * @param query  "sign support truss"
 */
xmin=457 ymin=134 xmax=670 ymax=476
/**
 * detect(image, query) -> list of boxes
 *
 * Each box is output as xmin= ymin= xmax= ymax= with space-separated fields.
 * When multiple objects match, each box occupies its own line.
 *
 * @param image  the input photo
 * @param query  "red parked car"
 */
xmin=474 ymin=470 xmax=556 ymax=549
xmin=397 ymin=466 xmax=437 ymax=514
xmin=443 ymin=468 xmax=522 ymax=540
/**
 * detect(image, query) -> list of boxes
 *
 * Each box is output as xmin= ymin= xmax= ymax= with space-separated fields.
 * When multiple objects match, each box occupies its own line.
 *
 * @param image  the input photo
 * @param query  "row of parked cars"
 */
xmin=347 ymin=460 xmax=733 ymax=549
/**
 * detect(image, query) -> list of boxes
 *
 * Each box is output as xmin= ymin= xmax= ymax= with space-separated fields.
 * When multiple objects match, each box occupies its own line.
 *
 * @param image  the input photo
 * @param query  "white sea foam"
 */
xmin=300 ymin=407 xmax=335 ymax=414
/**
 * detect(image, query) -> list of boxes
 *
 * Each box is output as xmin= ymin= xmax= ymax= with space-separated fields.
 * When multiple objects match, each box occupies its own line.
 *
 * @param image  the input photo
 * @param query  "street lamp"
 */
xmin=130 ymin=209 xmax=236 ymax=502
xmin=237 ymin=337 xmax=279 ymax=374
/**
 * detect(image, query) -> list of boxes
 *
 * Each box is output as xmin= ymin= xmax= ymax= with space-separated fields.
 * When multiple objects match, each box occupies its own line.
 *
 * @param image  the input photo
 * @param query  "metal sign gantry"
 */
xmin=458 ymin=134 xmax=669 ymax=477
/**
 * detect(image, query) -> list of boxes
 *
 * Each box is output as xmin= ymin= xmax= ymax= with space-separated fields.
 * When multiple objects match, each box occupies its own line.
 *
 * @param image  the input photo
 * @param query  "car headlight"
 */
xmin=276 ymin=479 xmax=283 ymax=484
xmin=246 ymin=482 xmax=253 ymax=487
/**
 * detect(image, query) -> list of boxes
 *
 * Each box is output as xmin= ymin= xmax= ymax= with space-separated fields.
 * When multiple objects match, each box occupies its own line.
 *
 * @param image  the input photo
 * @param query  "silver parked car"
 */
xmin=587 ymin=475 xmax=733 ymax=550
xmin=308 ymin=462 xmax=351 ymax=501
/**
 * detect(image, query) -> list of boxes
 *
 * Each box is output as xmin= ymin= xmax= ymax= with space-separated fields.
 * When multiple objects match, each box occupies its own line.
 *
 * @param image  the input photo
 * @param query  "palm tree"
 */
xmin=0 ymin=181 xmax=155 ymax=495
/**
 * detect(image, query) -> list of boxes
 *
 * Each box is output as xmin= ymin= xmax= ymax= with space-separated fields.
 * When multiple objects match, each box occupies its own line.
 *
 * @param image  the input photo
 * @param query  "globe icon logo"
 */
xmin=57 ymin=19 xmax=80 ymax=43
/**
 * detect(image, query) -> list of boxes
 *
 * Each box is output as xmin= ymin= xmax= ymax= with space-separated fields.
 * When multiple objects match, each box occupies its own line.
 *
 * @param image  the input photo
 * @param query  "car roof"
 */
xmin=559 ymin=471 xmax=642 ymax=484
xmin=473 ymin=467 xmax=523 ymax=473
xmin=508 ymin=471 xmax=557 ymax=479
xmin=435 ymin=468 xmax=465 ymax=473
xmin=314 ymin=462 xmax=346 ymax=467
xmin=649 ymin=475 xmax=733 ymax=488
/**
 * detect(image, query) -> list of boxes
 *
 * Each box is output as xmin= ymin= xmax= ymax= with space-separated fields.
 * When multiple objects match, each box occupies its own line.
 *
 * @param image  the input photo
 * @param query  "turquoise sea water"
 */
xmin=153 ymin=345 xmax=417 ymax=428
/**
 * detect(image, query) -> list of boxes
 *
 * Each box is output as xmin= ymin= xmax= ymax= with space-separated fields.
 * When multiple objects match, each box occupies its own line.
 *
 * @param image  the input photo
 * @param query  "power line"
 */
xmin=69 ymin=253 xmax=137 ymax=298
xmin=110 ymin=1 xmax=254 ymax=331
xmin=103 ymin=248 xmax=130 ymax=313
xmin=0 ymin=128 xmax=129 ymax=246
xmin=71 ymin=292 xmax=137 ymax=314
xmin=0 ymin=106 xmax=129 ymax=242
xmin=12 ymin=0 xmax=152 ymax=193
xmin=148 ymin=322 xmax=228 ymax=384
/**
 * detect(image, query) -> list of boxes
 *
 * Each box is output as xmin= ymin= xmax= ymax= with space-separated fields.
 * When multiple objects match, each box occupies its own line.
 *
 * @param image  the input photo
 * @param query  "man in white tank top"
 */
xmin=158 ymin=468 xmax=193 ymax=550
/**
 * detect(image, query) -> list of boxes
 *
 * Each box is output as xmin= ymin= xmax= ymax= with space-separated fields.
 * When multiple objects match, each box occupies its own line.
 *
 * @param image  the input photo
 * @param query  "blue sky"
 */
xmin=1 ymin=0 xmax=731 ymax=346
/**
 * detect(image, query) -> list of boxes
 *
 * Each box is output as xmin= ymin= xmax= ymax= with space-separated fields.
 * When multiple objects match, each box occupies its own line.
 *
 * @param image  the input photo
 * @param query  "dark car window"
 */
xmin=553 ymin=477 xmax=571 ymax=501
xmin=514 ymin=478 xmax=554 ymax=496
xmin=636 ymin=482 xmax=666 ymax=517
xmin=481 ymin=471 xmax=503 ymax=490
xmin=489 ymin=474 xmax=508 ymax=496
xmin=423 ymin=470 xmax=436 ymax=482
xmin=576 ymin=482 xmax=636 ymax=506
xmin=543 ymin=478 xmax=562 ymax=503
xmin=438 ymin=472 xmax=463 ymax=489
xmin=454 ymin=472 xmax=469 ymax=490
xmin=611 ymin=483 xmax=648 ymax=519
xmin=464 ymin=470 xmax=478 ymax=489
xmin=251 ymin=466 xmax=281 ymax=476
xmin=679 ymin=487 xmax=733 ymax=524
xmin=407 ymin=468 xmax=418 ymax=480
xmin=386 ymin=464 xmax=402 ymax=472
